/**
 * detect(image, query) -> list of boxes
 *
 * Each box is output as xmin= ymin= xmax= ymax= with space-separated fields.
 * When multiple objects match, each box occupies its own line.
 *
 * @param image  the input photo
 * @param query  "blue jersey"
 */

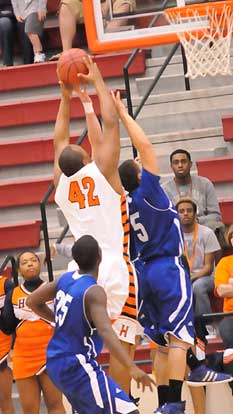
xmin=128 ymin=169 xmax=184 ymax=262
xmin=47 ymin=271 xmax=103 ymax=361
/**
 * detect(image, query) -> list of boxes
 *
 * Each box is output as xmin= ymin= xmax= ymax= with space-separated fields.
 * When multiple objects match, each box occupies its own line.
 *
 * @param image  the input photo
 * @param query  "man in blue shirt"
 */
xmin=26 ymin=235 xmax=155 ymax=414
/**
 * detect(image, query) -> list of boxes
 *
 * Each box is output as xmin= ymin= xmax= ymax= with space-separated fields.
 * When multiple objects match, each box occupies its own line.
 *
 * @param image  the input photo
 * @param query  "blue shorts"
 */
xmin=47 ymin=354 xmax=137 ymax=414
xmin=138 ymin=256 xmax=194 ymax=346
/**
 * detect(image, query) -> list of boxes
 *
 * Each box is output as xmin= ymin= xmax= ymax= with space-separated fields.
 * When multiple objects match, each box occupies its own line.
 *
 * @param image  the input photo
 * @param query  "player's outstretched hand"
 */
xmin=111 ymin=90 xmax=127 ymax=117
xmin=78 ymin=55 xmax=102 ymax=85
xmin=129 ymin=365 xmax=156 ymax=392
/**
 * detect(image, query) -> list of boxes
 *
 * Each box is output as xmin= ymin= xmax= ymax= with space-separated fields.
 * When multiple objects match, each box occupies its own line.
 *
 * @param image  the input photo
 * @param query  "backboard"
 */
xmin=82 ymin=0 xmax=212 ymax=53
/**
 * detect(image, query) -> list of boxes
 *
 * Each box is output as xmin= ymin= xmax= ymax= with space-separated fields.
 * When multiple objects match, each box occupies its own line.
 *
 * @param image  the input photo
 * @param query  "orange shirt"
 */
xmin=215 ymin=255 xmax=233 ymax=312
xmin=0 ymin=276 xmax=12 ymax=363
xmin=11 ymin=283 xmax=54 ymax=379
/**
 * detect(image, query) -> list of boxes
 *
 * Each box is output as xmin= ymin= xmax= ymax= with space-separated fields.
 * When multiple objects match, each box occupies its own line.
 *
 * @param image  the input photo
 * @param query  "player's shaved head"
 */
xmin=119 ymin=159 xmax=140 ymax=193
xmin=72 ymin=235 xmax=101 ymax=273
xmin=59 ymin=145 xmax=90 ymax=176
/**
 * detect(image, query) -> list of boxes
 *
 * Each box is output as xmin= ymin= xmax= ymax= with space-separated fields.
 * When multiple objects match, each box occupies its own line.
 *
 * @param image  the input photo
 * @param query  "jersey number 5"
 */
xmin=68 ymin=177 xmax=100 ymax=209
xmin=130 ymin=212 xmax=149 ymax=242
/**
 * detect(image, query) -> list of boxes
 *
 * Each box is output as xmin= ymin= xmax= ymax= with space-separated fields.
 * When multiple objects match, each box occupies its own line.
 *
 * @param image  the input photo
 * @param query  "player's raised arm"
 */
xmin=112 ymin=91 xmax=158 ymax=175
xmin=74 ymin=83 xmax=104 ymax=161
xmin=26 ymin=281 xmax=57 ymax=322
xmin=85 ymin=285 xmax=155 ymax=392
xmin=78 ymin=56 xmax=122 ymax=193
xmin=53 ymin=75 xmax=73 ymax=188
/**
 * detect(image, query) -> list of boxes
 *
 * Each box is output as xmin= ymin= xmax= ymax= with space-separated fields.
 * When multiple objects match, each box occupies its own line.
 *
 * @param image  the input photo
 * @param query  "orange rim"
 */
xmin=165 ymin=0 xmax=233 ymax=19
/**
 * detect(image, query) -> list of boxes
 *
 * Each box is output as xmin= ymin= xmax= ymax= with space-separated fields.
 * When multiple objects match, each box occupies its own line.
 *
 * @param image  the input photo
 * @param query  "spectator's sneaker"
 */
xmin=34 ymin=52 xmax=46 ymax=63
xmin=155 ymin=401 xmax=185 ymax=414
xmin=187 ymin=364 xmax=233 ymax=386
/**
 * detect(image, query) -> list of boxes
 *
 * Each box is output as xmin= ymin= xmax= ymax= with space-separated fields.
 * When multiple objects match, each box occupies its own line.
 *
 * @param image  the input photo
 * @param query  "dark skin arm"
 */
xmin=25 ymin=281 xmax=56 ymax=322
xmin=85 ymin=285 xmax=155 ymax=392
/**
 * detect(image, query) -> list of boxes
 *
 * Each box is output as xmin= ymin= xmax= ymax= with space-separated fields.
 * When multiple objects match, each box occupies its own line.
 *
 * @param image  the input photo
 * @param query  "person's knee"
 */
xmin=192 ymin=278 xmax=209 ymax=296
xmin=0 ymin=17 xmax=13 ymax=31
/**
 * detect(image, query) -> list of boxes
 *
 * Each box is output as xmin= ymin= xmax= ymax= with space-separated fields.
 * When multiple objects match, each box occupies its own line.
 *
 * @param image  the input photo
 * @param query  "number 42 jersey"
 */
xmin=55 ymin=161 xmax=138 ymax=324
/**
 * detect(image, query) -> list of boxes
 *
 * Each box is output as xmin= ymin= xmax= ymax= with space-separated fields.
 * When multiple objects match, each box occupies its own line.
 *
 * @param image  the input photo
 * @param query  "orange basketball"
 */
xmin=57 ymin=48 xmax=89 ymax=87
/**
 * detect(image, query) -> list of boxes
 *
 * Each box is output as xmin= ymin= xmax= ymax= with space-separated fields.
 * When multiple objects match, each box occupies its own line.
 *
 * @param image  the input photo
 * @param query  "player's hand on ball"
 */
xmin=129 ymin=365 xmax=156 ymax=392
xmin=57 ymin=69 xmax=73 ymax=99
xmin=78 ymin=55 xmax=102 ymax=85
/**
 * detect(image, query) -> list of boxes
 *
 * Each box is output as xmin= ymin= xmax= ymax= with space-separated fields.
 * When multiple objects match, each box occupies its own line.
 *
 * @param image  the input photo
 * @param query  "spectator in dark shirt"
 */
xmin=0 ymin=0 xmax=33 ymax=66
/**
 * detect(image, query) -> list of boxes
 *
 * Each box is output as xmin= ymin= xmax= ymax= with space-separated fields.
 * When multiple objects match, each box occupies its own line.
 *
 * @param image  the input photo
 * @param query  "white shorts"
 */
xmin=67 ymin=253 xmax=138 ymax=344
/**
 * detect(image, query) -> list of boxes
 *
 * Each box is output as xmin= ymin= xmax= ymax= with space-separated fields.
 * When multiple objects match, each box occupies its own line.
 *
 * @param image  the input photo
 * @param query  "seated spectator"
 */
xmin=49 ymin=0 xmax=136 ymax=61
xmin=11 ymin=0 xmax=47 ymax=63
xmin=162 ymin=149 xmax=224 ymax=234
xmin=176 ymin=197 xmax=221 ymax=317
xmin=0 ymin=251 xmax=65 ymax=414
xmin=215 ymin=225 xmax=233 ymax=387
xmin=102 ymin=0 xmax=136 ymax=32
xmin=0 ymin=0 xmax=33 ymax=65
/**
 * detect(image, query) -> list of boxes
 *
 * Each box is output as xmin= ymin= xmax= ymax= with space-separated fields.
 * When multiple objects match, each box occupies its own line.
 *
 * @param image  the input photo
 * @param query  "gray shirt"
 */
xmin=184 ymin=224 xmax=220 ymax=277
xmin=11 ymin=0 xmax=47 ymax=18
xmin=162 ymin=175 xmax=222 ymax=230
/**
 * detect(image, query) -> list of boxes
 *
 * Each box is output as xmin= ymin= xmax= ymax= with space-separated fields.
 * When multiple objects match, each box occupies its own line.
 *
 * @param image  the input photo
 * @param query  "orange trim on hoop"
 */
xmin=165 ymin=1 xmax=233 ymax=19
xmin=82 ymin=0 xmax=180 ymax=53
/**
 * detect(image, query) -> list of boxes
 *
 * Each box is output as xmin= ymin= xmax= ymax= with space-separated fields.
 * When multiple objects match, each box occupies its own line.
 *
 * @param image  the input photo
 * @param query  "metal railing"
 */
xmin=40 ymin=127 xmax=88 ymax=282
xmin=0 ymin=255 xmax=18 ymax=286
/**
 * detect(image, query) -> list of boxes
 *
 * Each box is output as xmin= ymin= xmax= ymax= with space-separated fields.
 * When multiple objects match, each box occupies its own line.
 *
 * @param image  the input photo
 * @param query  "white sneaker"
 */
xmin=34 ymin=52 xmax=46 ymax=63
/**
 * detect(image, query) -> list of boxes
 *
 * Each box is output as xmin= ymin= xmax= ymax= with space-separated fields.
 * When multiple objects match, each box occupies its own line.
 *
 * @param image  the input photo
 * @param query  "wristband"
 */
xmin=83 ymin=102 xmax=94 ymax=114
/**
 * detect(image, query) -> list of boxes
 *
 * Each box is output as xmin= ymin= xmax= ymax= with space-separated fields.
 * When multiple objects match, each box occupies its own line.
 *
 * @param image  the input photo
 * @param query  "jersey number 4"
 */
xmin=68 ymin=177 xmax=100 ymax=209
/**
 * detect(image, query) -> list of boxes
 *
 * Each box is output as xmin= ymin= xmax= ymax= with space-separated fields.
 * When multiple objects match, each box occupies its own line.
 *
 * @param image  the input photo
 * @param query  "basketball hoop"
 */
xmin=165 ymin=1 xmax=233 ymax=79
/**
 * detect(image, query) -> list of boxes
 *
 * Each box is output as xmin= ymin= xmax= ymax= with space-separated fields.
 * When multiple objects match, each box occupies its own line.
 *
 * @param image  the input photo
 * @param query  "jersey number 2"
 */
xmin=68 ymin=177 xmax=100 ymax=209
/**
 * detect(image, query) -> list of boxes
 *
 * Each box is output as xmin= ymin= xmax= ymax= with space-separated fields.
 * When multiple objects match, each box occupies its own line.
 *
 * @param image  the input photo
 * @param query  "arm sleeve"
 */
xmin=39 ymin=0 xmax=47 ymax=11
xmin=4 ymin=279 xmax=14 ymax=294
xmin=215 ymin=258 xmax=230 ymax=287
xmin=55 ymin=243 xmax=73 ymax=258
xmin=140 ymin=169 xmax=170 ymax=209
xmin=198 ymin=179 xmax=222 ymax=225
xmin=0 ymin=290 xmax=19 ymax=334
xmin=10 ymin=0 xmax=20 ymax=16
xmin=205 ymin=229 xmax=221 ymax=253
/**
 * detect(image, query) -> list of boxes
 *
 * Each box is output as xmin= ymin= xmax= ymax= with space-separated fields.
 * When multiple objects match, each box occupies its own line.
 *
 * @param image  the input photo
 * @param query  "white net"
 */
xmin=166 ymin=4 xmax=233 ymax=79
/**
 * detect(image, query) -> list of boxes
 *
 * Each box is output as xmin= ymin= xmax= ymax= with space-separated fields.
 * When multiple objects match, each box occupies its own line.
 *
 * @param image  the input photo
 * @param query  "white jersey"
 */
xmin=55 ymin=161 xmax=137 ymax=326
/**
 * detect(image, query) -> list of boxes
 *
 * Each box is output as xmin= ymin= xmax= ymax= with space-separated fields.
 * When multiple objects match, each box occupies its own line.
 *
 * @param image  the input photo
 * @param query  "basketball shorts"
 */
xmin=47 ymin=354 xmax=137 ymax=414
xmin=60 ymin=0 xmax=83 ymax=22
xmin=67 ymin=253 xmax=138 ymax=344
xmin=139 ymin=256 xmax=194 ymax=346
xmin=24 ymin=12 xmax=44 ymax=35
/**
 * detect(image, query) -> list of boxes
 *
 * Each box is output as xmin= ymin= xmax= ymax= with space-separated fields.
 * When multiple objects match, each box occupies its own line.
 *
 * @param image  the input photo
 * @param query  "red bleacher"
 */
xmin=196 ymin=156 xmax=233 ymax=225
xmin=0 ymin=220 xmax=41 ymax=251
xmin=0 ymin=51 xmax=146 ymax=92
xmin=0 ymin=135 xmax=90 ymax=167
xmin=222 ymin=115 xmax=233 ymax=142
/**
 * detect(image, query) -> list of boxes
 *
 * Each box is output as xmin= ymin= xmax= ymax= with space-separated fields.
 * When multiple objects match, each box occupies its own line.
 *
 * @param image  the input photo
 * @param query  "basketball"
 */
xmin=57 ymin=48 xmax=89 ymax=87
